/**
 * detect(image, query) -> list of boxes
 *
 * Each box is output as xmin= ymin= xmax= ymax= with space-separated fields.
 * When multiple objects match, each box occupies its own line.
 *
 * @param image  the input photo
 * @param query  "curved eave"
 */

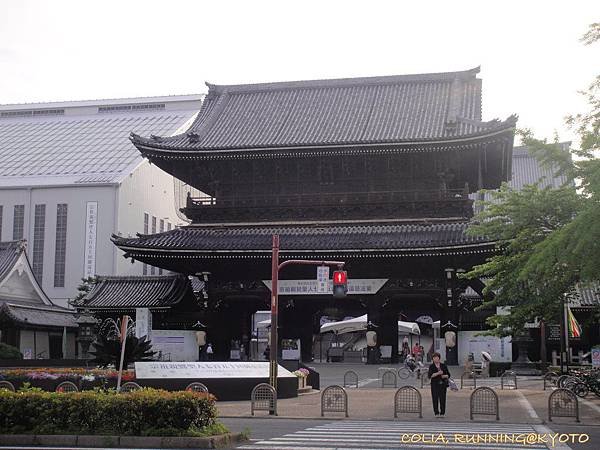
xmin=130 ymin=119 xmax=516 ymax=160
xmin=112 ymin=240 xmax=497 ymax=260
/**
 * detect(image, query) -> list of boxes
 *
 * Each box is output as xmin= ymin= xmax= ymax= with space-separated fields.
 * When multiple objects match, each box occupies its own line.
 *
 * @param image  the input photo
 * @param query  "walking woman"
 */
xmin=428 ymin=351 xmax=450 ymax=417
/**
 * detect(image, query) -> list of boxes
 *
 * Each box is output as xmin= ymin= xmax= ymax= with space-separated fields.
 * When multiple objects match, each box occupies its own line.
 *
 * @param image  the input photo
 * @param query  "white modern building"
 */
xmin=0 ymin=95 xmax=203 ymax=307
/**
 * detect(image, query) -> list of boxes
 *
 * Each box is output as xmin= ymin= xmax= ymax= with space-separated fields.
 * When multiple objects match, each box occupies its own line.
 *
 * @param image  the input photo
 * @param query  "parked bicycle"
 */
xmin=398 ymin=357 xmax=425 ymax=380
xmin=567 ymin=368 xmax=600 ymax=398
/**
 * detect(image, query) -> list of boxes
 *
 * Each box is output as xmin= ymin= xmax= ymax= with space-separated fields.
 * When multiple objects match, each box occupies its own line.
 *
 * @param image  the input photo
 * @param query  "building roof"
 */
xmin=0 ymin=241 xmax=24 ymax=283
xmin=131 ymin=68 xmax=517 ymax=153
xmin=112 ymin=221 xmax=494 ymax=258
xmin=0 ymin=301 xmax=78 ymax=328
xmin=570 ymin=282 xmax=600 ymax=309
xmin=77 ymin=274 xmax=194 ymax=310
xmin=510 ymin=143 xmax=571 ymax=190
xmin=0 ymin=95 xmax=203 ymax=188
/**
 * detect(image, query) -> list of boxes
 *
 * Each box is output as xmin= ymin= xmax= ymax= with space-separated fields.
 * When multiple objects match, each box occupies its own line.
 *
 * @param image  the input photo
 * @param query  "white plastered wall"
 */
xmin=115 ymin=160 xmax=184 ymax=276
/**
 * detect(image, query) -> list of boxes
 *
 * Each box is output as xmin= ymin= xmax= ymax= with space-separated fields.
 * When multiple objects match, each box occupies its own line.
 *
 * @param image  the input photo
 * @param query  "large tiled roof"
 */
xmin=78 ymin=275 xmax=194 ymax=310
xmin=112 ymin=221 xmax=493 ymax=257
xmin=131 ymin=68 xmax=516 ymax=153
xmin=0 ymin=241 xmax=25 ymax=283
xmin=0 ymin=96 xmax=202 ymax=188
xmin=0 ymin=301 xmax=78 ymax=328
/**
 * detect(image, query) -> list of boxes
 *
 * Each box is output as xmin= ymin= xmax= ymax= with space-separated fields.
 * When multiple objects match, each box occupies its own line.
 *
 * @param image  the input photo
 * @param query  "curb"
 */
xmin=0 ymin=432 xmax=246 ymax=449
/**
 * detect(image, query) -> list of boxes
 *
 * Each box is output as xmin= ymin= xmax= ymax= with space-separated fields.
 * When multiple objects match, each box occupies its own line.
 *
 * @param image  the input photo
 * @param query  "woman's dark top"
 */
xmin=428 ymin=362 xmax=450 ymax=386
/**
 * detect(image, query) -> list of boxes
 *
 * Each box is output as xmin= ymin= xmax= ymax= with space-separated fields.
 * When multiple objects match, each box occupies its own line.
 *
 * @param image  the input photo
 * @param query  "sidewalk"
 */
xmin=217 ymin=385 xmax=600 ymax=426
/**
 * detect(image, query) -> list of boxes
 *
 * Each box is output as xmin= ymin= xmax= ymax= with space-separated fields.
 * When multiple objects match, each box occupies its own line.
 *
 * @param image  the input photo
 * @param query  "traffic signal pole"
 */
xmin=269 ymin=234 xmax=344 ymax=407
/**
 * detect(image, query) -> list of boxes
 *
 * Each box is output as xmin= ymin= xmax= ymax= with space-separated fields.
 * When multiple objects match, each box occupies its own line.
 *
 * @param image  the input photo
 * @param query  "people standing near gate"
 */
xmin=428 ymin=351 xmax=450 ymax=417
xmin=206 ymin=343 xmax=214 ymax=361
xmin=412 ymin=342 xmax=420 ymax=357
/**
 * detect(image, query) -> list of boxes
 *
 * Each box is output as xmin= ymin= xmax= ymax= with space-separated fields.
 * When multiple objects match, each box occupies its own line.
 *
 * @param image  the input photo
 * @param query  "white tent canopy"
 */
xmin=319 ymin=314 xmax=420 ymax=335
xmin=256 ymin=319 xmax=272 ymax=329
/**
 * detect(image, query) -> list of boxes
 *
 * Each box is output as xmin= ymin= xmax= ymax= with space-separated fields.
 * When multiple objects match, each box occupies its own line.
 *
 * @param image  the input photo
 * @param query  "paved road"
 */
xmin=228 ymin=418 xmax=599 ymax=450
xmin=1 ymin=420 xmax=598 ymax=450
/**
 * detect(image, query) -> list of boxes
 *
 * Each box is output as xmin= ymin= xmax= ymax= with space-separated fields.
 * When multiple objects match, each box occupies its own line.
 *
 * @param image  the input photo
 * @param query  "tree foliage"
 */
xmin=465 ymin=22 xmax=600 ymax=335
xmin=70 ymin=276 xmax=98 ymax=306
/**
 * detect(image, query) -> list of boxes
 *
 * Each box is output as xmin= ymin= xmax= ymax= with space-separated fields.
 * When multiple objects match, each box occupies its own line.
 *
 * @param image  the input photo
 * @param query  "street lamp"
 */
xmin=269 ymin=235 xmax=345 ymax=399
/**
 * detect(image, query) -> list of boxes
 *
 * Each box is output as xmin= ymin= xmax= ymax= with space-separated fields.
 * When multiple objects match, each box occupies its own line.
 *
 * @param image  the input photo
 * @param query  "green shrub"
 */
xmin=0 ymin=387 xmax=217 ymax=436
xmin=0 ymin=343 xmax=22 ymax=360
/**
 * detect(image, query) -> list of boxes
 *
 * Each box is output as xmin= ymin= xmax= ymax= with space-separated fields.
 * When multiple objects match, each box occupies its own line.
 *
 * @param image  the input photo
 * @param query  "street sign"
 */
xmin=592 ymin=347 xmax=600 ymax=368
xmin=316 ymin=266 xmax=329 ymax=294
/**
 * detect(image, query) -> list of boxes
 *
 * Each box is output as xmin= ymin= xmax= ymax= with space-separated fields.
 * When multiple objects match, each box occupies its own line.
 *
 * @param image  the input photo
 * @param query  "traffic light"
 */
xmin=332 ymin=270 xmax=348 ymax=298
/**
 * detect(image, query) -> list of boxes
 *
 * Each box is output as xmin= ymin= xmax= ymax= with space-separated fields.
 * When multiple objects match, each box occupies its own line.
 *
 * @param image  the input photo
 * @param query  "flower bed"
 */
xmin=0 ymin=368 xmax=135 ymax=391
xmin=0 ymin=387 xmax=218 ymax=436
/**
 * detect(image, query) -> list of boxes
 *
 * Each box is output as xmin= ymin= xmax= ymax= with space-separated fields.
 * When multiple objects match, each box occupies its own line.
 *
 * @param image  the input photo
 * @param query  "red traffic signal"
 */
xmin=333 ymin=270 xmax=347 ymax=285
xmin=332 ymin=270 xmax=348 ymax=298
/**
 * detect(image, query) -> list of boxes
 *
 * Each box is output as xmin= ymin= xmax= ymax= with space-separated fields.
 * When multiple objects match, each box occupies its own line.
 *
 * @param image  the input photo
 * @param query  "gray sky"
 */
xmin=1 ymin=0 xmax=598 ymax=143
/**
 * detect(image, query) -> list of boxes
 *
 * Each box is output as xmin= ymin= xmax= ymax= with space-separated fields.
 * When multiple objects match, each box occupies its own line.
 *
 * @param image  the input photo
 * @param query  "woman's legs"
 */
xmin=430 ymin=384 xmax=440 ymax=415
xmin=439 ymin=387 xmax=447 ymax=415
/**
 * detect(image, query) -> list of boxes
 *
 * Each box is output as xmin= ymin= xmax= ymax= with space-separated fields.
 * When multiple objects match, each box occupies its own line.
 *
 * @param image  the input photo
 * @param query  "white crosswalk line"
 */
xmin=237 ymin=419 xmax=564 ymax=449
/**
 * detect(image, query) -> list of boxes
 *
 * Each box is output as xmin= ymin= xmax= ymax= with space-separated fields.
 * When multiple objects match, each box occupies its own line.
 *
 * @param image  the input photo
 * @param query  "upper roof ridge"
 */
xmin=206 ymin=67 xmax=481 ymax=95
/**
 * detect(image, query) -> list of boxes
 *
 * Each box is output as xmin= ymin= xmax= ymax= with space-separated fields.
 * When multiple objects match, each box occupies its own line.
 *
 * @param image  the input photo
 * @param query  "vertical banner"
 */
xmin=83 ymin=202 xmax=98 ymax=278
xmin=135 ymin=308 xmax=152 ymax=339
xmin=316 ymin=266 xmax=330 ymax=294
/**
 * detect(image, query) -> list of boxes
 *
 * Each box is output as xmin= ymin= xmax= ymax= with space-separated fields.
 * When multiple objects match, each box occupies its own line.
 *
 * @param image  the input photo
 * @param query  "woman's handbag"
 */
xmin=448 ymin=378 xmax=458 ymax=391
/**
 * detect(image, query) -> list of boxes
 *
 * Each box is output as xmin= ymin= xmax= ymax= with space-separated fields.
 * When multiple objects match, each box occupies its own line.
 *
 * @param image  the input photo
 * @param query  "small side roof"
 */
xmin=0 ymin=302 xmax=78 ymax=328
xmin=76 ymin=274 xmax=194 ymax=310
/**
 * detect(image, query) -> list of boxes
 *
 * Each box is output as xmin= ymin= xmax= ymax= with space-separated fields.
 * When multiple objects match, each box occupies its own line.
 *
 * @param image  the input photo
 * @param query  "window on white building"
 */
xmin=13 ymin=205 xmax=24 ymax=240
xmin=54 ymin=204 xmax=68 ymax=287
xmin=150 ymin=216 xmax=157 ymax=275
xmin=32 ymin=204 xmax=46 ymax=283
xmin=143 ymin=213 xmax=149 ymax=275
xmin=158 ymin=219 xmax=165 ymax=275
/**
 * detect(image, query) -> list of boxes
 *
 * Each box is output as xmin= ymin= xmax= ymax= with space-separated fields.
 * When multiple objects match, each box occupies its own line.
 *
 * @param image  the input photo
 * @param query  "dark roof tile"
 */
xmin=79 ymin=275 xmax=194 ymax=309
xmin=0 ymin=302 xmax=78 ymax=328
xmin=112 ymin=221 xmax=492 ymax=254
xmin=131 ymin=68 xmax=516 ymax=152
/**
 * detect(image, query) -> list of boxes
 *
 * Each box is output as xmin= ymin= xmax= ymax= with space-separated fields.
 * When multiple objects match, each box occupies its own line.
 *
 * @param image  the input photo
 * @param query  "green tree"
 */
xmin=465 ymin=22 xmax=600 ymax=334
xmin=69 ymin=276 xmax=98 ymax=306
xmin=465 ymin=182 xmax=581 ymax=334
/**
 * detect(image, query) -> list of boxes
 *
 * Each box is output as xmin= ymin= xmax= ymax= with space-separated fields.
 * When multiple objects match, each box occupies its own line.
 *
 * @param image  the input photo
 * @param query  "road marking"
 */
xmin=579 ymin=396 xmax=600 ymax=414
xmin=533 ymin=424 xmax=572 ymax=450
xmin=515 ymin=389 xmax=540 ymax=420
xmin=357 ymin=378 xmax=379 ymax=387
xmin=237 ymin=420 xmax=555 ymax=449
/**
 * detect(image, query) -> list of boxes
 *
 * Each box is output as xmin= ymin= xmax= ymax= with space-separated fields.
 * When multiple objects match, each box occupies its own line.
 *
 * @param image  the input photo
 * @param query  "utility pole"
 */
xmin=269 ymin=234 xmax=344 ymax=411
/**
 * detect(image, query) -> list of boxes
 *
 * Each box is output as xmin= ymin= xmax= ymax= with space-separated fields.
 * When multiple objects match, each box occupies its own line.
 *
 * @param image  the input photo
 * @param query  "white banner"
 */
xmin=316 ymin=266 xmax=330 ymax=294
xmin=151 ymin=330 xmax=198 ymax=361
xmin=83 ymin=202 xmax=98 ymax=278
xmin=135 ymin=308 xmax=152 ymax=339
xmin=458 ymin=331 xmax=512 ymax=363
xmin=263 ymin=279 xmax=388 ymax=295
xmin=135 ymin=361 xmax=295 ymax=379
